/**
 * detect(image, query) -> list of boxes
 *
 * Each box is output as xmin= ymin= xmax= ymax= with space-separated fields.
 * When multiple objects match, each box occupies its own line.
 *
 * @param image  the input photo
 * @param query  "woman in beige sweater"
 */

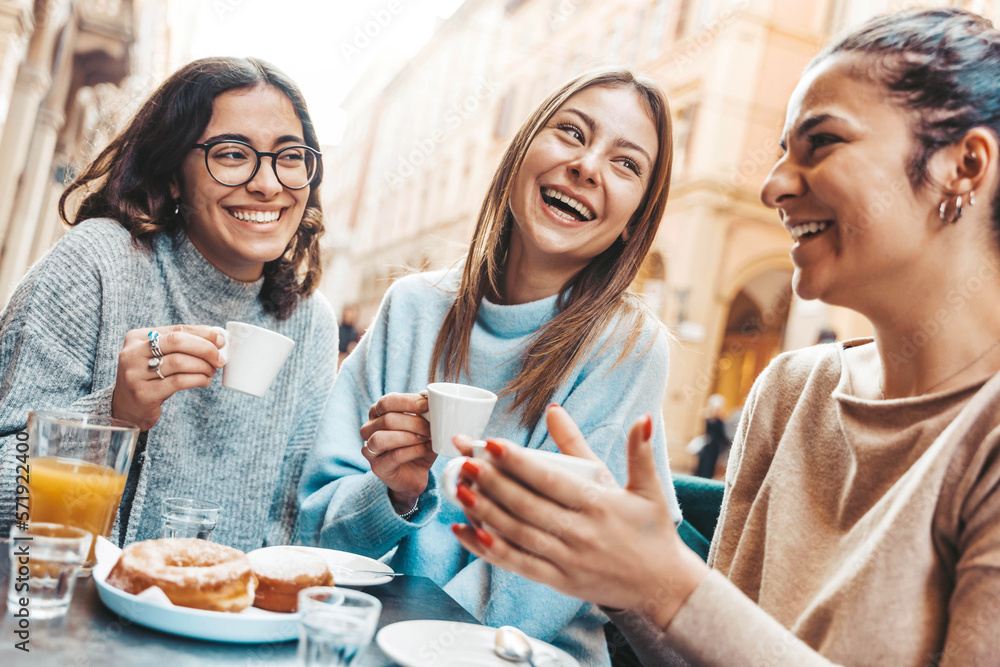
xmin=450 ymin=8 xmax=1000 ymax=665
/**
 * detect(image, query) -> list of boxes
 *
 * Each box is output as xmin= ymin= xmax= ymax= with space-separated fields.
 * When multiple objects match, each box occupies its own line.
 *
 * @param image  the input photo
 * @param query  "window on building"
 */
xmin=674 ymin=0 xmax=696 ymax=41
xmin=607 ymin=16 xmax=626 ymax=62
xmin=419 ymin=182 xmax=431 ymax=232
xmin=462 ymin=139 xmax=476 ymax=206
xmin=646 ymin=0 xmax=672 ymax=60
xmin=823 ymin=0 xmax=845 ymax=34
xmin=626 ymin=9 xmax=647 ymax=65
xmin=673 ymin=104 xmax=698 ymax=176
xmin=494 ymin=92 xmax=514 ymax=139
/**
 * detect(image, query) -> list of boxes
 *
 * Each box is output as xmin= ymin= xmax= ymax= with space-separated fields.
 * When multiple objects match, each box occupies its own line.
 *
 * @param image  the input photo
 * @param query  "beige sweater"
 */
xmin=611 ymin=339 xmax=1000 ymax=666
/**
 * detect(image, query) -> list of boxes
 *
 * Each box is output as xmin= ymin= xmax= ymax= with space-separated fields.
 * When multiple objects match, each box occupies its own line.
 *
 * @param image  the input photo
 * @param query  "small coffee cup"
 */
xmin=440 ymin=441 xmax=607 ymax=508
xmin=426 ymin=382 xmax=498 ymax=458
xmin=218 ymin=322 xmax=295 ymax=397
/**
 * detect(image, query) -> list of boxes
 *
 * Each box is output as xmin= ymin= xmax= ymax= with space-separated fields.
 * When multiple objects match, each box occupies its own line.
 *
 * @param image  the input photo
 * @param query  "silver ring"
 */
xmin=148 ymin=331 xmax=163 ymax=359
xmin=148 ymin=356 xmax=165 ymax=379
xmin=363 ymin=440 xmax=375 ymax=456
xmin=155 ymin=367 xmax=165 ymax=380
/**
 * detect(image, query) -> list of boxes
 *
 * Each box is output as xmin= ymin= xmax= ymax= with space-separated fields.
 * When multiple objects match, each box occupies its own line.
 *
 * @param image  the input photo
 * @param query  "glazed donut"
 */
xmin=247 ymin=546 xmax=333 ymax=613
xmin=106 ymin=538 xmax=256 ymax=613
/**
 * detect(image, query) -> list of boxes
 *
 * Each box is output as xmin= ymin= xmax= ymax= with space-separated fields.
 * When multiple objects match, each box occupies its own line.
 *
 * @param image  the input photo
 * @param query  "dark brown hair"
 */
xmin=59 ymin=56 xmax=324 ymax=319
xmin=430 ymin=69 xmax=673 ymax=428
xmin=813 ymin=8 xmax=1000 ymax=201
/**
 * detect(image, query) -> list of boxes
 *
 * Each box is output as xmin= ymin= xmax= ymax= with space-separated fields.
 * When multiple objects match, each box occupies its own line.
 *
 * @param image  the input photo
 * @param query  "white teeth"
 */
xmin=790 ymin=220 xmax=831 ymax=240
xmin=542 ymin=187 xmax=595 ymax=221
xmin=230 ymin=209 xmax=280 ymax=223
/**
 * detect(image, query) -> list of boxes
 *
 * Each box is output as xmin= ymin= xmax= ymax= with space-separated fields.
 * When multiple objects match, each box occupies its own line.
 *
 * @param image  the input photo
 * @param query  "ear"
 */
xmin=168 ymin=177 xmax=181 ymax=200
xmin=945 ymin=127 xmax=997 ymax=196
xmin=620 ymin=226 xmax=631 ymax=243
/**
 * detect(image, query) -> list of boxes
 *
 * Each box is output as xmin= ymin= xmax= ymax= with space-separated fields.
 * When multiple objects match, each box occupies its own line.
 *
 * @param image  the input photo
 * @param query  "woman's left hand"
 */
xmin=452 ymin=406 xmax=709 ymax=627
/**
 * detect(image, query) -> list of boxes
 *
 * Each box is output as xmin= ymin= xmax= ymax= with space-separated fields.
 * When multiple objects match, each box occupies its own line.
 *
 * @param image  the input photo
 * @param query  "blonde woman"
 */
xmin=296 ymin=70 xmax=681 ymax=664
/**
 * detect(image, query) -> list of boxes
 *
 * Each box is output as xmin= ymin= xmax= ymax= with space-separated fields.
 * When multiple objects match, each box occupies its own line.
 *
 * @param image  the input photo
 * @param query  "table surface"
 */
xmin=0 ymin=544 xmax=480 ymax=666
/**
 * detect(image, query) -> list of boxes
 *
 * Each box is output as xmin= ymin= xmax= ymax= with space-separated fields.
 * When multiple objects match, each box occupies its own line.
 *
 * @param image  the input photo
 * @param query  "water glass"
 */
xmin=160 ymin=497 xmax=221 ymax=539
xmin=298 ymin=587 xmax=382 ymax=666
xmin=7 ymin=523 xmax=92 ymax=619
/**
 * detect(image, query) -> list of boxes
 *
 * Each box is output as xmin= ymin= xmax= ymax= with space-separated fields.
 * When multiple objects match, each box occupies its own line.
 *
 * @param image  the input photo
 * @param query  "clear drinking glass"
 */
xmin=160 ymin=497 xmax=221 ymax=539
xmin=7 ymin=523 xmax=92 ymax=619
xmin=26 ymin=411 xmax=139 ymax=573
xmin=298 ymin=587 xmax=382 ymax=667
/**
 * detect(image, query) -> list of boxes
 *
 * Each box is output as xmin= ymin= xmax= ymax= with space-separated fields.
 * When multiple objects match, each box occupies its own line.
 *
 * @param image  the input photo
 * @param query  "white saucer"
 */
xmin=376 ymin=620 xmax=580 ymax=667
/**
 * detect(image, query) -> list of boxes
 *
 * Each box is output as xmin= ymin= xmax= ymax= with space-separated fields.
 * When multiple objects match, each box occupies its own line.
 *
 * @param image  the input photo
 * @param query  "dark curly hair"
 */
xmin=812 ymin=8 xmax=1000 ymax=218
xmin=59 ymin=56 xmax=324 ymax=319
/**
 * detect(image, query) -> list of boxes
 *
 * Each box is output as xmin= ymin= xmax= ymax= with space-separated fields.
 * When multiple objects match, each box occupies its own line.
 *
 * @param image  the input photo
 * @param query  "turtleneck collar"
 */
xmin=478 ymin=292 xmax=560 ymax=338
xmin=156 ymin=229 xmax=264 ymax=314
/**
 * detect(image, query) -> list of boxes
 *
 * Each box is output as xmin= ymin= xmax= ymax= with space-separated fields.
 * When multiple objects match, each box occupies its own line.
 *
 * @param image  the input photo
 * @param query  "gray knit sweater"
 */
xmin=0 ymin=218 xmax=337 ymax=550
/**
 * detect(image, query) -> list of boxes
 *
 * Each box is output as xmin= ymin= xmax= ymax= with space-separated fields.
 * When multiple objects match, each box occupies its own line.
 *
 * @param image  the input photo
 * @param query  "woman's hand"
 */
xmin=361 ymin=392 xmax=435 ymax=514
xmin=112 ymin=325 xmax=226 ymax=431
xmin=452 ymin=405 xmax=709 ymax=628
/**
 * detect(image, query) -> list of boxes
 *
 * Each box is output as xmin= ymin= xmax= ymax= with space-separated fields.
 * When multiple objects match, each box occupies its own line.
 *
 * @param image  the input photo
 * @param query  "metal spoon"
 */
xmin=494 ymin=625 xmax=538 ymax=666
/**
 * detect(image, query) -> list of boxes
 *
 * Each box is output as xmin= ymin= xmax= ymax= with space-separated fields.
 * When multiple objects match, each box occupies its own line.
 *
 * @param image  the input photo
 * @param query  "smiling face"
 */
xmin=172 ymin=84 xmax=310 ymax=282
xmin=760 ymin=54 xmax=946 ymax=306
xmin=507 ymin=85 xmax=658 ymax=280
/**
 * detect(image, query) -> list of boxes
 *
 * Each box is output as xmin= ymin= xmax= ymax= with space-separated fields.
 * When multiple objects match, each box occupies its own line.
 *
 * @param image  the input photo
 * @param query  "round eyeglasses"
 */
xmin=192 ymin=140 xmax=321 ymax=190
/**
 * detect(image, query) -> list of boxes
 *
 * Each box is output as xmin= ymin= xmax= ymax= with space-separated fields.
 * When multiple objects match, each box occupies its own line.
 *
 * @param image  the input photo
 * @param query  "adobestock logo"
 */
xmin=383 ymin=76 xmax=500 ymax=191
xmin=213 ymin=0 xmax=249 ymax=20
xmin=341 ymin=0 xmax=414 ymax=64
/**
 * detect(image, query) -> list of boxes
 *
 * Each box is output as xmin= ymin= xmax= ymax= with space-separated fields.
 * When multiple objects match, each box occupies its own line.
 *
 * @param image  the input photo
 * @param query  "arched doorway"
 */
xmin=712 ymin=268 xmax=793 ymax=411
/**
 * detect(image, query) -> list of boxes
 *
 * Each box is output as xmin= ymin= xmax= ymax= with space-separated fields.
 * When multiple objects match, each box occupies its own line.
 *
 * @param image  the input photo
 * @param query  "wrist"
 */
xmin=649 ymin=545 xmax=710 ymax=629
xmin=389 ymin=490 xmax=420 ymax=516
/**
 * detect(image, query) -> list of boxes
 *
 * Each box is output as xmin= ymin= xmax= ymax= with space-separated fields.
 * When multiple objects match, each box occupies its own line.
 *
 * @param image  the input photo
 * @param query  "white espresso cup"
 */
xmin=217 ymin=322 xmax=295 ymax=397
xmin=440 ymin=441 xmax=607 ymax=508
xmin=426 ymin=382 xmax=498 ymax=458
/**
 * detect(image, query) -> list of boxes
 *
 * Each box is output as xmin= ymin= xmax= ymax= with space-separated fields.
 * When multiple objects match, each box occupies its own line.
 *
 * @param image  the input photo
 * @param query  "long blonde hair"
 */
xmin=429 ymin=69 xmax=674 ymax=428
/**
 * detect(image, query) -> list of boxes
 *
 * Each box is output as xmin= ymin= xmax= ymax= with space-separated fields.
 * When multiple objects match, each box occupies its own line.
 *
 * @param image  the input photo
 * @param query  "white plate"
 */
xmin=95 ymin=571 xmax=300 ymax=643
xmin=376 ymin=620 xmax=580 ymax=667
xmin=290 ymin=546 xmax=394 ymax=586
xmin=92 ymin=539 xmax=392 ymax=643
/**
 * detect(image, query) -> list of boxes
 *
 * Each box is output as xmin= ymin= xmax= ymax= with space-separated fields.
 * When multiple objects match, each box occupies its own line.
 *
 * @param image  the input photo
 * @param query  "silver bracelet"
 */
xmin=398 ymin=497 xmax=419 ymax=520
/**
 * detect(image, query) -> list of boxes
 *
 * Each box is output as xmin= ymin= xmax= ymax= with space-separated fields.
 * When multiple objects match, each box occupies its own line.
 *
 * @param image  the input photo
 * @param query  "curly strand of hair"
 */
xmin=261 ymin=204 xmax=324 ymax=319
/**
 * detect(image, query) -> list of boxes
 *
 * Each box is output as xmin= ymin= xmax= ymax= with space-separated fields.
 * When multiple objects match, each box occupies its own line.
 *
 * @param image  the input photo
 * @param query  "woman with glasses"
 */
xmin=0 ymin=57 xmax=337 ymax=551
xmin=296 ymin=70 xmax=681 ymax=664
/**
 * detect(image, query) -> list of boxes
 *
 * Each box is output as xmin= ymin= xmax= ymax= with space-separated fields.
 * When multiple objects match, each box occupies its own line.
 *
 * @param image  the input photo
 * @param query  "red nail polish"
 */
xmin=461 ymin=460 xmax=480 ymax=479
xmin=485 ymin=439 xmax=504 ymax=458
xmin=456 ymin=484 xmax=477 ymax=508
xmin=475 ymin=527 xmax=494 ymax=548
xmin=643 ymin=413 xmax=653 ymax=441
xmin=547 ymin=403 xmax=560 ymax=410
xmin=451 ymin=523 xmax=463 ymax=536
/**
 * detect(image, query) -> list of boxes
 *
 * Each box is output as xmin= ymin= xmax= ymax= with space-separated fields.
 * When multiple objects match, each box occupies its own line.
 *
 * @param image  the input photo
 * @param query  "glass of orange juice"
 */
xmin=26 ymin=411 xmax=139 ymax=574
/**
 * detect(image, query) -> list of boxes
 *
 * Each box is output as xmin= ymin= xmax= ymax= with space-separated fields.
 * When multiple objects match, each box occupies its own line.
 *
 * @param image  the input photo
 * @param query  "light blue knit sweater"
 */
xmin=296 ymin=269 xmax=681 ymax=666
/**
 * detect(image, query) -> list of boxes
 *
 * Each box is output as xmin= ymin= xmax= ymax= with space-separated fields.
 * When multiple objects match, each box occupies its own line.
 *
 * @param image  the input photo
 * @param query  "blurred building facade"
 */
xmin=0 ymin=0 xmax=187 ymax=302
xmin=321 ymin=0 xmax=1000 ymax=464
